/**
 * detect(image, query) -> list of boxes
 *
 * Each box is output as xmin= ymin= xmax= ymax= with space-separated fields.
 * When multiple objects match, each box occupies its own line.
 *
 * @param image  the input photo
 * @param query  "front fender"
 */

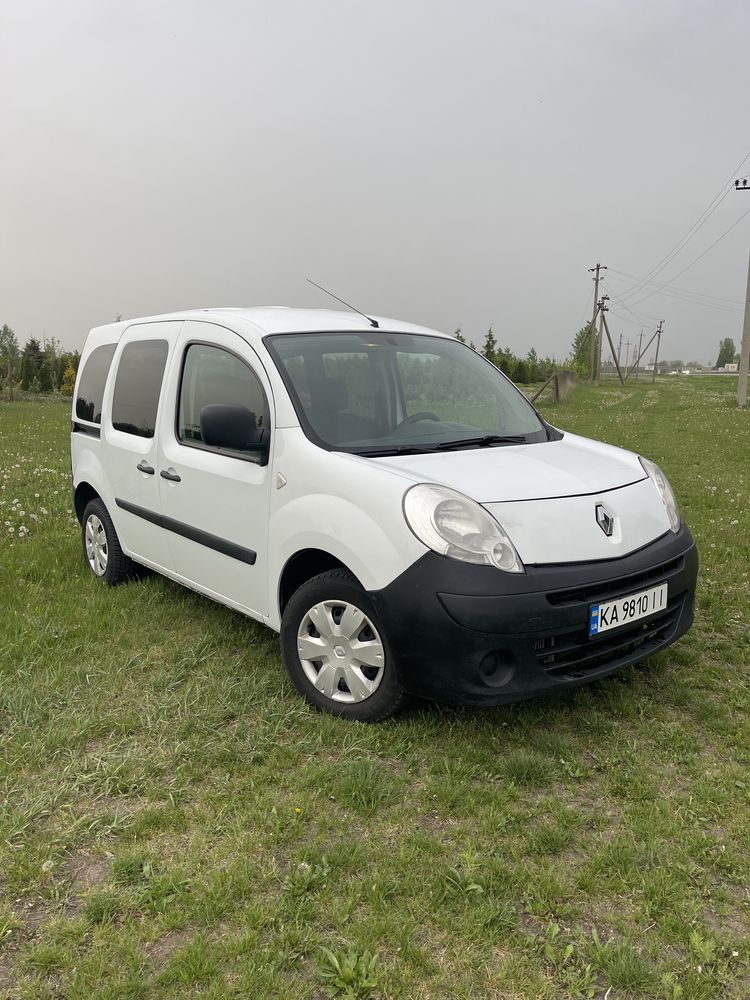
xmin=268 ymin=493 xmax=426 ymax=630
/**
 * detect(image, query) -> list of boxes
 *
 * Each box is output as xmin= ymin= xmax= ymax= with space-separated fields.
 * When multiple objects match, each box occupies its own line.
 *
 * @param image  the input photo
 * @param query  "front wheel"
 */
xmin=82 ymin=498 xmax=136 ymax=586
xmin=280 ymin=569 xmax=409 ymax=721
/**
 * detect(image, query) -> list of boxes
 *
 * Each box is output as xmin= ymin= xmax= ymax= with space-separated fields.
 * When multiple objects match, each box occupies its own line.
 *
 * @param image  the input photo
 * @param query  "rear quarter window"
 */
xmin=111 ymin=340 xmax=169 ymax=437
xmin=75 ymin=344 xmax=116 ymax=423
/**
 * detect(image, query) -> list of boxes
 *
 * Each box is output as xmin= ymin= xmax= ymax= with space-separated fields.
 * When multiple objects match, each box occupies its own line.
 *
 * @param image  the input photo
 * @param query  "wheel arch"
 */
xmin=278 ymin=548 xmax=363 ymax=619
xmin=74 ymin=481 xmax=101 ymax=524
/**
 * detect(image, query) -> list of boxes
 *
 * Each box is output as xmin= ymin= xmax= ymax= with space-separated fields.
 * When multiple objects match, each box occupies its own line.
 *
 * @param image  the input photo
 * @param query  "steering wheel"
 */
xmin=398 ymin=411 xmax=440 ymax=427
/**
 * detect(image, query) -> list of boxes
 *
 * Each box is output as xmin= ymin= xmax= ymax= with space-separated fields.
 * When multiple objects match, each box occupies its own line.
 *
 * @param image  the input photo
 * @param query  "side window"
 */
xmin=177 ymin=343 xmax=269 ymax=455
xmin=111 ymin=340 xmax=169 ymax=438
xmin=75 ymin=344 xmax=116 ymax=423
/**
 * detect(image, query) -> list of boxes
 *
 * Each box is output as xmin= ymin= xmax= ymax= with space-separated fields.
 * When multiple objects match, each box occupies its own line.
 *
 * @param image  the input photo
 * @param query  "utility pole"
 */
xmin=635 ymin=330 xmax=643 ymax=380
xmin=736 ymin=178 xmax=750 ymax=406
xmin=617 ymin=333 xmax=623 ymax=368
xmin=588 ymin=263 xmax=606 ymax=381
xmin=596 ymin=305 xmax=605 ymax=384
xmin=595 ymin=295 xmax=609 ymax=384
xmin=624 ymin=324 xmax=660 ymax=381
xmin=601 ymin=313 xmax=625 ymax=384
xmin=652 ymin=320 xmax=663 ymax=383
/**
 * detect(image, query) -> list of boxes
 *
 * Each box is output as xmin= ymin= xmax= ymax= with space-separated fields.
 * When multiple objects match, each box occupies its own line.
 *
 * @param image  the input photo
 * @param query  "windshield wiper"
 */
xmin=355 ymin=444 xmax=438 ymax=457
xmin=436 ymin=434 xmax=528 ymax=451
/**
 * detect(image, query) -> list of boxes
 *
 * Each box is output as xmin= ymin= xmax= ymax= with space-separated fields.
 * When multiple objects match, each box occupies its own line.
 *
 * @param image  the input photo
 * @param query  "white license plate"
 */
xmin=589 ymin=582 xmax=668 ymax=637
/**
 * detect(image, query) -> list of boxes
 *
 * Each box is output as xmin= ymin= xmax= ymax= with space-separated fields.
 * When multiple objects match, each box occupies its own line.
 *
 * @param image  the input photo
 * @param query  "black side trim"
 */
xmin=115 ymin=498 xmax=257 ymax=565
xmin=72 ymin=421 xmax=101 ymax=438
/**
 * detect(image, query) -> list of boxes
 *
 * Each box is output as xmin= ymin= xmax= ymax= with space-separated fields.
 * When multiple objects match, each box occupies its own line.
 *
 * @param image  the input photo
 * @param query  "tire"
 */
xmin=81 ymin=498 xmax=137 ymax=586
xmin=280 ymin=569 xmax=409 ymax=721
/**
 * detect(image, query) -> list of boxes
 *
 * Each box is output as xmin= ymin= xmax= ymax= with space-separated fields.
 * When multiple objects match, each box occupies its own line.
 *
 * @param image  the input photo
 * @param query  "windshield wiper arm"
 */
xmin=355 ymin=445 xmax=438 ymax=457
xmin=436 ymin=435 xmax=528 ymax=451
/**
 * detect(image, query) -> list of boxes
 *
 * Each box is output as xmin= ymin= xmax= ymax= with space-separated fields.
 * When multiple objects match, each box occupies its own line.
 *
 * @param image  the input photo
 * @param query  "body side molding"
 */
xmin=115 ymin=498 xmax=257 ymax=565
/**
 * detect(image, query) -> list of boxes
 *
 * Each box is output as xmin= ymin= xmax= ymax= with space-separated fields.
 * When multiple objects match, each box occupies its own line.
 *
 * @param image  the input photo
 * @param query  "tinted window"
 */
xmin=178 ymin=343 xmax=269 ymax=451
xmin=111 ymin=340 xmax=169 ymax=437
xmin=75 ymin=344 xmax=116 ymax=423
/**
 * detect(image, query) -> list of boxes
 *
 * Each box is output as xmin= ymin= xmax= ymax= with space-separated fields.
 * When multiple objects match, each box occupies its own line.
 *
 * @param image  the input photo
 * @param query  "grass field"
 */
xmin=1 ymin=377 xmax=748 ymax=999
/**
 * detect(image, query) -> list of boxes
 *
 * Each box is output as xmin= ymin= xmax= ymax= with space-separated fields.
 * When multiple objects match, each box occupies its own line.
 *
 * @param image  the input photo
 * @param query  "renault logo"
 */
xmin=595 ymin=503 xmax=615 ymax=537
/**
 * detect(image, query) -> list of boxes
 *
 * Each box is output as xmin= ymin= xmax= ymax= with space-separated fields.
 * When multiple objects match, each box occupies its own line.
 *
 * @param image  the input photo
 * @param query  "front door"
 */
xmin=156 ymin=321 xmax=273 ymax=619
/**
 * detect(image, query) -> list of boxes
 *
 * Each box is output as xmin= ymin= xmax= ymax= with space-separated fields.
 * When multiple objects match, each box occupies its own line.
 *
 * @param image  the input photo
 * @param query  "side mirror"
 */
xmin=200 ymin=404 xmax=270 ymax=463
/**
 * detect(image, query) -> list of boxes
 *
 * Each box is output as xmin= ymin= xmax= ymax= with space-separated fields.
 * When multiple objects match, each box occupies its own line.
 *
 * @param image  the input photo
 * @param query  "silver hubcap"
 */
xmin=85 ymin=514 xmax=108 ymax=576
xmin=297 ymin=600 xmax=385 ymax=703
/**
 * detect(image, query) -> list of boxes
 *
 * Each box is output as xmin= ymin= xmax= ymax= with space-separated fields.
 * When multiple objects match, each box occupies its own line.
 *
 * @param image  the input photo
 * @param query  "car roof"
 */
xmin=86 ymin=307 xmax=450 ymax=344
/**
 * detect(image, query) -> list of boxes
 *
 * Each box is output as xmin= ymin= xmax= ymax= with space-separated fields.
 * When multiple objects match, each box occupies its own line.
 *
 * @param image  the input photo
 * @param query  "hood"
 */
xmin=371 ymin=432 xmax=646 ymax=503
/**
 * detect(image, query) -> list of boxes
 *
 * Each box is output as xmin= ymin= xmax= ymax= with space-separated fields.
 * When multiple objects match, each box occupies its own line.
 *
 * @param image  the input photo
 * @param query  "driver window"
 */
xmin=178 ymin=343 xmax=269 ymax=451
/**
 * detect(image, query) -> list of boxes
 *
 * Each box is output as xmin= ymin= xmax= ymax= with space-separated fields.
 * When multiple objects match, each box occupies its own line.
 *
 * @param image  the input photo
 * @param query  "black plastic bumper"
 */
xmin=368 ymin=524 xmax=698 ymax=706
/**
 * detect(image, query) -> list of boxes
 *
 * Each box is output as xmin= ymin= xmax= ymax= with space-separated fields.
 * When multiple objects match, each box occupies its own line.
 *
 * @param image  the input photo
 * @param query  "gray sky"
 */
xmin=2 ymin=0 xmax=749 ymax=364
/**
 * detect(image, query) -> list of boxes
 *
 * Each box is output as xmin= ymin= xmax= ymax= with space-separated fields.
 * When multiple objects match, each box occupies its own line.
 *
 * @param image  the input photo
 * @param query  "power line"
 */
xmin=616 ymin=187 xmax=730 ymax=298
xmin=601 ymin=280 xmax=661 ymax=325
xmin=608 ymin=309 xmax=656 ymax=329
xmin=607 ymin=267 xmax=743 ymax=305
xmin=616 ymin=147 xmax=750 ymax=302
xmin=604 ymin=274 xmax=742 ymax=316
xmin=627 ymin=205 xmax=750 ymax=307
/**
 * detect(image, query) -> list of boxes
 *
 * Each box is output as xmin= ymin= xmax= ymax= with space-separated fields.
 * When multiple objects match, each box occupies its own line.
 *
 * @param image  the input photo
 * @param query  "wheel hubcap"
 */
xmin=85 ymin=514 xmax=108 ymax=576
xmin=297 ymin=600 xmax=385 ymax=703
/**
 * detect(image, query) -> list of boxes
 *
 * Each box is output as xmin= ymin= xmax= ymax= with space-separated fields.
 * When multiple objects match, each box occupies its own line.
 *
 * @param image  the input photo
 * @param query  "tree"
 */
xmin=481 ymin=327 xmax=498 ymax=366
xmin=513 ymin=358 xmax=530 ymax=384
xmin=59 ymin=351 xmax=80 ymax=393
xmin=526 ymin=347 xmax=539 ymax=383
xmin=454 ymin=327 xmax=466 ymax=343
xmin=39 ymin=356 xmax=54 ymax=392
xmin=0 ymin=325 xmax=20 ymax=400
xmin=568 ymin=325 xmax=592 ymax=378
xmin=716 ymin=337 xmax=736 ymax=368
xmin=19 ymin=337 xmax=44 ymax=390
xmin=493 ymin=345 xmax=513 ymax=377
xmin=61 ymin=362 xmax=77 ymax=396
xmin=43 ymin=337 xmax=62 ymax=391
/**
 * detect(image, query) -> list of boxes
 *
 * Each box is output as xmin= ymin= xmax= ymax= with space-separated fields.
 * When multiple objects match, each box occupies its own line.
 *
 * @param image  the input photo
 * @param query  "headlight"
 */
xmin=403 ymin=483 xmax=524 ymax=572
xmin=640 ymin=457 xmax=680 ymax=532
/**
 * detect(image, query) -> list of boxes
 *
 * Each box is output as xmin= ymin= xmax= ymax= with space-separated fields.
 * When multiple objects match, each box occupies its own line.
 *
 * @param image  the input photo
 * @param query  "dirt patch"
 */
xmin=0 ymin=898 xmax=52 ymax=996
xmin=0 ymin=951 xmax=17 ymax=994
xmin=13 ymin=899 xmax=48 ymax=931
xmin=702 ymin=897 xmax=750 ymax=941
xmin=67 ymin=851 xmax=110 ymax=892
xmin=147 ymin=928 xmax=192 ymax=970
xmin=82 ymin=794 xmax=148 ymax=818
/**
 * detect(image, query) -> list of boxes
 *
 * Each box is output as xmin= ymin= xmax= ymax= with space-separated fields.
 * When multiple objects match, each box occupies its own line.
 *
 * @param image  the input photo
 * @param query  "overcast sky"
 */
xmin=2 ymin=0 xmax=749 ymax=364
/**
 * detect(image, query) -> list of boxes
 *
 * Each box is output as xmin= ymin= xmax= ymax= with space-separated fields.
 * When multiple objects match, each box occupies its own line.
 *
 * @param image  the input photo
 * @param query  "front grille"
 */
xmin=546 ymin=556 xmax=684 ymax=607
xmin=535 ymin=596 xmax=684 ymax=681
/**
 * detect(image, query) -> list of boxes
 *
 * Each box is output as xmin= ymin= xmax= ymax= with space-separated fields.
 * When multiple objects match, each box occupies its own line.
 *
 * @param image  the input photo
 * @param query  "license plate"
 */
xmin=589 ymin=582 xmax=668 ymax=637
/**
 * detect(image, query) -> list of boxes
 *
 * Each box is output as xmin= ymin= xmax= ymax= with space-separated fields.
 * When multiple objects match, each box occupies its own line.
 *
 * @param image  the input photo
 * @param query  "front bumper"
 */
xmin=369 ymin=524 xmax=698 ymax=706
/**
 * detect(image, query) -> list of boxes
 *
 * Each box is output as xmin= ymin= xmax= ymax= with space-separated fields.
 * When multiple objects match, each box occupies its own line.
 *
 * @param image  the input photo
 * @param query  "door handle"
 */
xmin=160 ymin=468 xmax=181 ymax=483
xmin=136 ymin=460 xmax=155 ymax=475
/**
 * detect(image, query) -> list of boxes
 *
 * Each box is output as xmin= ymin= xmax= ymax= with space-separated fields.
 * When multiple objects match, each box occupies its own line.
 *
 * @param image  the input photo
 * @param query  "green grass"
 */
xmin=1 ymin=377 xmax=749 ymax=999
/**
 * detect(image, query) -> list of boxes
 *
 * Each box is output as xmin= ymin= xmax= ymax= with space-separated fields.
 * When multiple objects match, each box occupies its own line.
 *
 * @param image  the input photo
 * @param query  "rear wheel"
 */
xmin=280 ymin=569 xmax=409 ymax=721
xmin=82 ymin=498 xmax=136 ymax=586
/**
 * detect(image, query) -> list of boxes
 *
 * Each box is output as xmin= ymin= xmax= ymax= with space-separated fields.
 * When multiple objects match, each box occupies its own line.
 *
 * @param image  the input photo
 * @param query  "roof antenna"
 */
xmin=306 ymin=278 xmax=379 ymax=328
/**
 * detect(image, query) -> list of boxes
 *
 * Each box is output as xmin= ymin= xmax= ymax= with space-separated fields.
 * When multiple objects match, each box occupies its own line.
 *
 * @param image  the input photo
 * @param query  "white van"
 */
xmin=71 ymin=308 xmax=698 ymax=720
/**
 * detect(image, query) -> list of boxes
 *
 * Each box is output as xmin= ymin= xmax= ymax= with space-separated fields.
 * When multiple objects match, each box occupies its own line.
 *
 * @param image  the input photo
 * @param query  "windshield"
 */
xmin=265 ymin=331 xmax=549 ymax=455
